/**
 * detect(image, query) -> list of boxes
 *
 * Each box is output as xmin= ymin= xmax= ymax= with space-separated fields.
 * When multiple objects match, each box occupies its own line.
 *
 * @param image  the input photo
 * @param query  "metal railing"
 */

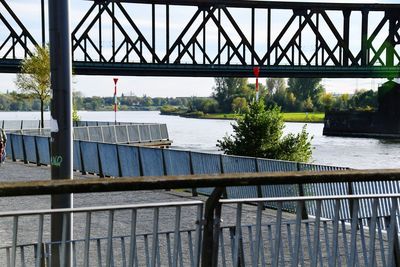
xmin=1 ymin=120 xmax=49 ymax=130
xmin=1 ymin=170 xmax=400 ymax=266
xmin=0 ymin=201 xmax=203 ymax=267
xmin=3 ymin=121 xmax=169 ymax=144
xmin=73 ymin=124 xmax=169 ymax=143
xmin=219 ymin=195 xmax=400 ymax=267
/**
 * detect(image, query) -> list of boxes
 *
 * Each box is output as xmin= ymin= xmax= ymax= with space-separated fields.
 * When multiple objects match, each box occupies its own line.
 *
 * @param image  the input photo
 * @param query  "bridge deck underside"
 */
xmin=1 ymin=60 xmax=399 ymax=78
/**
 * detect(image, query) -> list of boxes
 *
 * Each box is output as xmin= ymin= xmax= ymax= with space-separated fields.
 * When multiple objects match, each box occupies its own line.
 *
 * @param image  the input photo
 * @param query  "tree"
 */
xmin=212 ymin=77 xmax=248 ymax=113
xmin=200 ymin=98 xmax=219 ymax=113
xmin=303 ymin=97 xmax=314 ymax=112
xmin=266 ymin=78 xmax=286 ymax=95
xmin=15 ymin=46 xmax=50 ymax=128
xmin=349 ymin=89 xmax=378 ymax=110
xmin=231 ymin=97 xmax=248 ymax=113
xmin=217 ymin=101 xmax=313 ymax=162
xmin=287 ymin=78 xmax=325 ymax=110
xmin=72 ymin=105 xmax=80 ymax=122
xmin=320 ymin=93 xmax=335 ymax=111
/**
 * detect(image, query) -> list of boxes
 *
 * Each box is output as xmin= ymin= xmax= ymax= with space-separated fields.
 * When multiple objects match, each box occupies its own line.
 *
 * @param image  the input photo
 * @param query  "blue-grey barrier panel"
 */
xmin=160 ymin=124 xmax=169 ymax=140
xmin=191 ymin=152 xmax=222 ymax=195
xmin=298 ymin=163 xmax=347 ymax=172
xmin=102 ymin=127 xmax=116 ymax=143
xmin=36 ymin=136 xmax=50 ymax=165
xmin=222 ymin=155 xmax=257 ymax=173
xmin=4 ymin=121 xmax=22 ymax=130
xmin=86 ymin=121 xmax=97 ymax=126
xmin=257 ymin=158 xmax=298 ymax=211
xmin=80 ymin=141 xmax=100 ymax=174
xmin=139 ymin=125 xmax=151 ymax=142
xmin=191 ymin=152 xmax=221 ymax=174
xmin=127 ymin=125 xmax=140 ymax=142
xmin=349 ymin=180 xmax=398 ymax=219
xmin=97 ymin=121 xmax=109 ymax=126
xmin=257 ymin=158 xmax=298 ymax=172
xmin=305 ymin=181 xmax=350 ymax=219
xmin=139 ymin=147 xmax=164 ymax=176
xmin=149 ymin=124 xmax=161 ymax=140
xmin=5 ymin=133 xmax=11 ymax=158
xmin=22 ymin=120 xmax=39 ymax=129
xmin=115 ymin=126 xmax=128 ymax=143
xmin=74 ymin=121 xmax=86 ymax=127
xmin=73 ymin=140 xmax=82 ymax=171
xmin=163 ymin=149 xmax=191 ymax=175
xmin=299 ymin=163 xmax=350 ymax=219
xmin=118 ymin=145 xmax=141 ymax=177
xmin=222 ymin=155 xmax=258 ymax=199
xmin=23 ymin=135 xmax=37 ymax=163
xmin=10 ymin=134 xmax=24 ymax=161
xmin=98 ymin=143 xmax=119 ymax=177
xmin=74 ymin=128 xmax=89 ymax=141
xmin=88 ymin=127 xmax=103 ymax=142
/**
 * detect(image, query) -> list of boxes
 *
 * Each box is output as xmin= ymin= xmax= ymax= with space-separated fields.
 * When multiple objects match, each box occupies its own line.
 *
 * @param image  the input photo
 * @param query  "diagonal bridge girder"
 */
xmin=1 ymin=0 xmax=400 ymax=78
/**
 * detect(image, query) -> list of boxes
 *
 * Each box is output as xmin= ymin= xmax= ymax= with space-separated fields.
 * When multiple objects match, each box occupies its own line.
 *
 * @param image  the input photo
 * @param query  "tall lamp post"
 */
xmin=49 ymin=0 xmax=73 ymax=265
xmin=113 ymin=78 xmax=118 ymax=124
xmin=253 ymin=67 xmax=260 ymax=101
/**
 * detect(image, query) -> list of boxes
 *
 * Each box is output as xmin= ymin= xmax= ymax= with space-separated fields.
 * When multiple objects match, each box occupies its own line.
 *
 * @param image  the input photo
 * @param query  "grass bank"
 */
xmin=282 ymin=112 xmax=324 ymax=123
xmin=200 ymin=112 xmax=324 ymax=123
xmin=161 ymin=110 xmax=324 ymax=123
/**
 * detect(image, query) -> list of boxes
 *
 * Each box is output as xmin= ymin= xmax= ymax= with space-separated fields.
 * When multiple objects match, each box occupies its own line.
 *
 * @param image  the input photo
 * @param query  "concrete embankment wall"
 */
xmin=323 ymin=110 xmax=400 ymax=138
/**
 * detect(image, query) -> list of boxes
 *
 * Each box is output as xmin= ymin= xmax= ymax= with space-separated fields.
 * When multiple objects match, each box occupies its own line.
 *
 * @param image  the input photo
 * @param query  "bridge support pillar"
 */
xmin=49 ymin=0 xmax=73 ymax=266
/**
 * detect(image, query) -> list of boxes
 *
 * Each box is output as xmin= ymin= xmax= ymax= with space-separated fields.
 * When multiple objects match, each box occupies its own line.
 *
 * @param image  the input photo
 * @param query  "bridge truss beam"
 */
xmin=1 ymin=0 xmax=400 ymax=78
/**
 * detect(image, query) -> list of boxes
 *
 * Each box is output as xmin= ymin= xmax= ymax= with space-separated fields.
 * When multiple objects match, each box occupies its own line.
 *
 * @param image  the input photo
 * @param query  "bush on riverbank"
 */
xmin=217 ymin=101 xmax=313 ymax=162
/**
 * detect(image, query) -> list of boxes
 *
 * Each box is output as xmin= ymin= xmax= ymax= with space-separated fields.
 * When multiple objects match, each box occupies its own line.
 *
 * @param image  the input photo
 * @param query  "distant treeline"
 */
xmin=0 ymin=79 xmax=378 ymax=113
xmin=162 ymin=78 xmax=379 ymax=117
xmin=0 ymin=90 xmax=202 ymax=111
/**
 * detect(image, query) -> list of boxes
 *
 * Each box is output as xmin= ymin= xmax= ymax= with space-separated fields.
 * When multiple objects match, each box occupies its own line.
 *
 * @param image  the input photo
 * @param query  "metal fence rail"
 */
xmin=1 ymin=193 xmax=400 ymax=266
xmin=0 ymin=201 xmax=203 ymax=267
xmin=7 ymin=132 xmax=400 ymax=232
xmin=2 ymin=121 xmax=170 ymax=144
xmin=6 ymin=131 xmax=400 ymax=245
xmin=1 ymin=120 xmax=165 ymax=129
xmin=220 ymin=195 xmax=400 ymax=267
xmin=73 ymin=124 xmax=169 ymax=143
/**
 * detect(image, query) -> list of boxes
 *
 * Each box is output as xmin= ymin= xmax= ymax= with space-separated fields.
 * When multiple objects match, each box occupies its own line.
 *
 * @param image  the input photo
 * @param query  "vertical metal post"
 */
xmin=386 ymin=11 xmax=396 ymax=69
xmin=201 ymin=187 xmax=224 ymax=267
xmin=361 ymin=10 xmax=369 ymax=66
xmin=343 ymin=10 xmax=351 ymax=67
xmin=49 ymin=0 xmax=73 ymax=266
xmin=41 ymin=0 xmax=45 ymax=46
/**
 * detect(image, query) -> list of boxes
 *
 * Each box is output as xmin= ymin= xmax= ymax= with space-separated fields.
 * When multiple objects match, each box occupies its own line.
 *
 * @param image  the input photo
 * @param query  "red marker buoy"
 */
xmin=113 ymin=78 xmax=119 ymax=123
xmin=253 ymin=67 xmax=260 ymax=101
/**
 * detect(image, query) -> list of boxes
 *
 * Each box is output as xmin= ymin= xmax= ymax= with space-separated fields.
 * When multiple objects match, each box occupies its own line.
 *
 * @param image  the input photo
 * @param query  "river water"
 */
xmin=1 ymin=111 xmax=399 ymax=169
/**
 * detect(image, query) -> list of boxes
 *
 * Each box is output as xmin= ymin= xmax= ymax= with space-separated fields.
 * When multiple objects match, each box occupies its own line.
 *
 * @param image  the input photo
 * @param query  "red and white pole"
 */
xmin=113 ymin=78 xmax=118 ymax=123
xmin=253 ymin=67 xmax=260 ymax=101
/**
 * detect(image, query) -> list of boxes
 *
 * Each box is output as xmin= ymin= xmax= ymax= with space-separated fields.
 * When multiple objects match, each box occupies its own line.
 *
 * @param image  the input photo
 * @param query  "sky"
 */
xmin=0 ymin=0 xmax=398 ymax=97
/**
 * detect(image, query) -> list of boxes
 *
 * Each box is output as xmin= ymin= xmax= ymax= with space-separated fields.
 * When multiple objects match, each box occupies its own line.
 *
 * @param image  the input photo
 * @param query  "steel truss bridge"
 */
xmin=1 ymin=0 xmax=400 ymax=78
